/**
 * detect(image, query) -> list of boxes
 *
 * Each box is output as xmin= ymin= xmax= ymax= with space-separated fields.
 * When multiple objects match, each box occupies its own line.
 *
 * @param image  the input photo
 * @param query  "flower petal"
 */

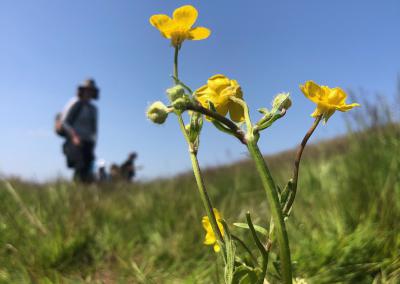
xmin=202 ymin=216 xmax=217 ymax=245
xmin=195 ymin=86 xmax=214 ymax=99
xmin=228 ymin=101 xmax=245 ymax=122
xmin=310 ymin=105 xmax=326 ymax=118
xmin=202 ymin=216 xmax=211 ymax=230
xmin=230 ymin=80 xmax=243 ymax=99
xmin=212 ymin=208 xmax=221 ymax=220
xmin=336 ymin=103 xmax=360 ymax=112
xmin=300 ymin=81 xmax=326 ymax=104
xmin=215 ymin=102 xmax=229 ymax=117
xmin=194 ymin=85 xmax=209 ymax=97
xmin=150 ymin=15 xmax=175 ymax=39
xmin=327 ymin=87 xmax=347 ymax=105
xmin=207 ymin=74 xmax=231 ymax=93
xmin=204 ymin=232 xmax=216 ymax=245
xmin=173 ymin=5 xmax=198 ymax=29
xmin=195 ymin=87 xmax=219 ymax=109
xmin=150 ymin=14 xmax=172 ymax=31
xmin=322 ymin=109 xmax=336 ymax=124
xmin=213 ymin=243 xmax=221 ymax=252
xmin=189 ymin=27 xmax=211 ymax=40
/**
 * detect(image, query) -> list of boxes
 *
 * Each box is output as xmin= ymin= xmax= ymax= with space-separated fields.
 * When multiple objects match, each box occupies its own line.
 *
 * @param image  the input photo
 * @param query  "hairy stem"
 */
xmin=189 ymin=151 xmax=224 ymax=243
xmin=173 ymin=46 xmax=224 ymax=247
xmin=247 ymin=139 xmax=292 ymax=284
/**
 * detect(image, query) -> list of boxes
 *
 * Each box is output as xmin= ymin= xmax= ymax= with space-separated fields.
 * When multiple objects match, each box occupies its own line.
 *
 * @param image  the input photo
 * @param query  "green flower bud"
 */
xmin=185 ymin=124 xmax=191 ymax=133
xmin=187 ymin=112 xmax=203 ymax=143
xmin=146 ymin=101 xmax=169 ymax=124
xmin=166 ymin=85 xmax=185 ymax=102
xmin=172 ymin=95 xmax=191 ymax=112
xmin=272 ymin=93 xmax=292 ymax=112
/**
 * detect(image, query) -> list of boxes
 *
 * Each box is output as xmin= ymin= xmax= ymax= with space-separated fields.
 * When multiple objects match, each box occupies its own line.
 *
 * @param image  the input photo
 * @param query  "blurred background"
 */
xmin=0 ymin=0 xmax=399 ymax=181
xmin=0 ymin=0 xmax=399 ymax=283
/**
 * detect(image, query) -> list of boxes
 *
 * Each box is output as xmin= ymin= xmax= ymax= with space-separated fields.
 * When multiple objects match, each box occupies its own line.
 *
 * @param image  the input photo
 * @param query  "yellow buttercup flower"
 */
xmin=195 ymin=74 xmax=245 ymax=123
xmin=202 ymin=208 xmax=224 ymax=252
xmin=300 ymin=80 xmax=360 ymax=123
xmin=149 ymin=5 xmax=211 ymax=48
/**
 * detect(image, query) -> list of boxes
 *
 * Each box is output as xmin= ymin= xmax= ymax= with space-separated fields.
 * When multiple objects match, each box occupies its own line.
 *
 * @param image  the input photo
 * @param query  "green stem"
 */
xmin=262 ymin=116 xmax=321 ymax=281
xmin=254 ymin=109 xmax=287 ymax=133
xmin=228 ymin=96 xmax=291 ymax=282
xmin=264 ymin=216 xmax=274 ymax=268
xmin=189 ymin=151 xmax=224 ymax=243
xmin=173 ymin=46 xmax=224 ymax=247
xmin=283 ymin=115 xmax=322 ymax=215
xmin=245 ymin=212 xmax=268 ymax=283
xmin=229 ymin=97 xmax=252 ymax=132
xmin=231 ymin=234 xmax=257 ymax=265
xmin=171 ymin=75 xmax=193 ymax=94
xmin=186 ymin=103 xmax=247 ymax=144
xmin=173 ymin=46 xmax=179 ymax=84
xmin=246 ymin=139 xmax=292 ymax=284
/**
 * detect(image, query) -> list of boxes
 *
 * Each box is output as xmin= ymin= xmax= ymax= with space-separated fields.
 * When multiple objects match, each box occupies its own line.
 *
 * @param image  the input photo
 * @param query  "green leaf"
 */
xmin=239 ymin=270 xmax=258 ymax=284
xmin=255 ymin=110 xmax=286 ymax=132
xmin=222 ymin=220 xmax=236 ymax=284
xmin=280 ymin=179 xmax=293 ymax=206
xmin=232 ymin=265 xmax=260 ymax=284
xmin=213 ymin=120 xmax=235 ymax=135
xmin=233 ymin=223 xmax=269 ymax=237
xmin=207 ymin=101 xmax=237 ymax=136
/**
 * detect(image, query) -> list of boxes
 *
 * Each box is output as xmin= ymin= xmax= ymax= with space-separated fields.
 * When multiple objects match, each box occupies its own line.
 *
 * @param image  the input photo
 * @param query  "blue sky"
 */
xmin=0 ymin=0 xmax=399 ymax=181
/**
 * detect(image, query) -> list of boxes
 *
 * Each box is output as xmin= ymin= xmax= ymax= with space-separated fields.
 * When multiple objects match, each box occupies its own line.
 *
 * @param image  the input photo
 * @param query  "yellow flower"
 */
xmin=149 ymin=5 xmax=211 ymax=47
xmin=202 ymin=208 xmax=224 ymax=253
xmin=195 ymin=74 xmax=245 ymax=123
xmin=300 ymin=80 xmax=360 ymax=123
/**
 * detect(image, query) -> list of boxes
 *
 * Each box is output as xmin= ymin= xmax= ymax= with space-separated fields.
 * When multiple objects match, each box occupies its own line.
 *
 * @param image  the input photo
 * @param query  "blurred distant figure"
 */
xmin=97 ymin=159 xmax=108 ymax=182
xmin=110 ymin=163 xmax=121 ymax=181
xmin=57 ymin=79 xmax=99 ymax=183
xmin=120 ymin=152 xmax=138 ymax=182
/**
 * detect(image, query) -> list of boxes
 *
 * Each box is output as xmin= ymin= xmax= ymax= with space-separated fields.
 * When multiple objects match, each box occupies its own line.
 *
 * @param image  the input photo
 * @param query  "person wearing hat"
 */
xmin=61 ymin=78 xmax=99 ymax=183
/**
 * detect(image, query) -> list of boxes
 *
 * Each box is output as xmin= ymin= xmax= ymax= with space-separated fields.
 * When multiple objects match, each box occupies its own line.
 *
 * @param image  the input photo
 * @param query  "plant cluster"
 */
xmin=147 ymin=5 xmax=359 ymax=283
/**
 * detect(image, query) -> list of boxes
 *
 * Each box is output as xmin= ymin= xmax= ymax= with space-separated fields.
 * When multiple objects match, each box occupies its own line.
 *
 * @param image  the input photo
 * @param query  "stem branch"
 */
xmin=186 ymin=103 xmax=247 ymax=145
xmin=283 ymin=115 xmax=322 ymax=215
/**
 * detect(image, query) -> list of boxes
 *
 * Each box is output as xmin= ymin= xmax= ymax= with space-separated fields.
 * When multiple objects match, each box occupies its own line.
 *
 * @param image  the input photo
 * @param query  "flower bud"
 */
xmin=166 ymin=85 xmax=185 ymax=102
xmin=185 ymin=124 xmax=191 ymax=133
xmin=172 ymin=95 xmax=191 ymax=112
xmin=272 ymin=93 xmax=292 ymax=112
xmin=146 ymin=101 xmax=169 ymax=124
xmin=187 ymin=112 xmax=203 ymax=143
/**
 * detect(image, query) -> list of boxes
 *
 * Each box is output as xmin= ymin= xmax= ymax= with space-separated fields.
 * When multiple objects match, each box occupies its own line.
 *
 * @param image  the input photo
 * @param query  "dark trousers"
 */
xmin=73 ymin=141 xmax=95 ymax=183
xmin=63 ymin=140 xmax=95 ymax=183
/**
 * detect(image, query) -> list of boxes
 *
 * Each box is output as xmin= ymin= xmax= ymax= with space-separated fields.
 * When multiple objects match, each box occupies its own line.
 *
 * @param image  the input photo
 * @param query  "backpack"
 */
xmin=54 ymin=101 xmax=84 ymax=137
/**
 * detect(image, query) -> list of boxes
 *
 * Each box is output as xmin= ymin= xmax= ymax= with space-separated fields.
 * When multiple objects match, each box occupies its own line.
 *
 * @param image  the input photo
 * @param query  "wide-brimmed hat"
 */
xmin=78 ymin=78 xmax=99 ymax=99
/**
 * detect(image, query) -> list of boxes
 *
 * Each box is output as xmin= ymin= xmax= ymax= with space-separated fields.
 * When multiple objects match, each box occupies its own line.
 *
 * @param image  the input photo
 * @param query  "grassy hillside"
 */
xmin=0 ymin=120 xmax=399 ymax=283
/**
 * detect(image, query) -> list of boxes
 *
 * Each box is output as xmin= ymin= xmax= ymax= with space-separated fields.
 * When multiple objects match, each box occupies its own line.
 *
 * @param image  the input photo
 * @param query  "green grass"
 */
xmin=1 ymin=121 xmax=399 ymax=283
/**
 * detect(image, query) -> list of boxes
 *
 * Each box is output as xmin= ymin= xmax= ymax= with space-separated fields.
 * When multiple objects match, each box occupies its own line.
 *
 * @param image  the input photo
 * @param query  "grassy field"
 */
xmin=1 ymin=109 xmax=399 ymax=283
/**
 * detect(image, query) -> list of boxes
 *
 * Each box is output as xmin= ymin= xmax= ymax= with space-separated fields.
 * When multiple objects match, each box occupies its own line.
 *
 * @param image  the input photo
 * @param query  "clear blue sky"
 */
xmin=0 ymin=0 xmax=399 ymax=181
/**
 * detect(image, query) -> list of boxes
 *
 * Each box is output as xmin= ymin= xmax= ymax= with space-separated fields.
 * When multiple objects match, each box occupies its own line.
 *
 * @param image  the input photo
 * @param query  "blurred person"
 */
xmin=120 ymin=152 xmax=138 ymax=182
xmin=97 ymin=159 xmax=108 ymax=182
xmin=59 ymin=79 xmax=99 ymax=183
xmin=110 ymin=163 xmax=121 ymax=181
